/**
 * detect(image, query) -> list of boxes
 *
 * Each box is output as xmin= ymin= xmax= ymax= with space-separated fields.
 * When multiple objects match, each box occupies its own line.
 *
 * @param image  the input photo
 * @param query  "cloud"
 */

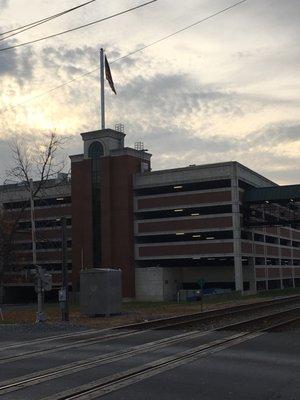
xmin=245 ymin=123 xmax=300 ymax=146
xmin=40 ymin=44 xmax=138 ymax=79
xmin=103 ymin=70 xmax=299 ymax=184
xmin=42 ymin=45 xmax=96 ymax=75
xmin=0 ymin=39 xmax=35 ymax=84
xmin=0 ymin=0 xmax=9 ymax=10
xmin=109 ymin=72 xmax=248 ymax=133
xmin=0 ymin=0 xmax=299 ymax=186
xmin=136 ymin=121 xmax=300 ymax=185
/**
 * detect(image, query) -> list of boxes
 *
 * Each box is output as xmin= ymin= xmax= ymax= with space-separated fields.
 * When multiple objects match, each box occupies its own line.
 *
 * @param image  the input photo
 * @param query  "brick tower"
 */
xmin=70 ymin=128 xmax=151 ymax=298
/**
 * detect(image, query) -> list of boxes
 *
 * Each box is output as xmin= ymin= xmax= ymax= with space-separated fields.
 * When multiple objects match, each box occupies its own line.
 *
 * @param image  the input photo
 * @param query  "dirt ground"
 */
xmin=1 ymin=288 xmax=300 ymax=329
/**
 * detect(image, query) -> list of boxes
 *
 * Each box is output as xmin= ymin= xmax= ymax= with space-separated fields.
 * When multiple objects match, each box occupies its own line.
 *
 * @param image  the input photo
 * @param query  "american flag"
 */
xmin=105 ymin=55 xmax=117 ymax=95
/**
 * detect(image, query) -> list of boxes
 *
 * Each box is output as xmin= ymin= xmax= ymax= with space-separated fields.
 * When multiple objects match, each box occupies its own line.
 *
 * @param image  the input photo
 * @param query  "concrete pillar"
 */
xmin=290 ymin=229 xmax=296 ymax=288
xmin=277 ymin=226 xmax=284 ymax=290
xmin=292 ymin=267 xmax=296 ymax=289
xmin=231 ymin=165 xmax=243 ymax=292
xmin=247 ymin=257 xmax=257 ymax=293
xmin=263 ymin=227 xmax=269 ymax=291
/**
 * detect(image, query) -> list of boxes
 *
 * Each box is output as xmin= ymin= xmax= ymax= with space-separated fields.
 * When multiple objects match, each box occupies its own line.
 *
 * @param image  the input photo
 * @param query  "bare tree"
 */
xmin=0 ymin=132 xmax=68 ymax=305
xmin=8 ymin=132 xmax=67 ymax=197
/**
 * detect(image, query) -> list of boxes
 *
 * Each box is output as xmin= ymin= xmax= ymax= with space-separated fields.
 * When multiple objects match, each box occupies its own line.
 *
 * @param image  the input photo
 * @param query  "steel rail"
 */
xmin=0 ymin=329 xmax=143 ymax=365
xmin=117 ymin=294 xmax=300 ymax=330
xmin=1 ymin=294 xmax=299 ymax=353
xmin=40 ymin=310 xmax=300 ymax=400
xmin=0 ymin=330 xmax=208 ymax=395
xmin=0 ymin=328 xmax=100 ymax=352
xmin=0 ymin=295 xmax=299 ymax=364
xmin=1 ymin=307 xmax=298 ymax=396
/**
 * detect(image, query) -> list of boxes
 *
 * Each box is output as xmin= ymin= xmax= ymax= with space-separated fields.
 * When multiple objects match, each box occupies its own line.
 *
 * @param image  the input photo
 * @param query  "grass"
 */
xmin=1 ymin=287 xmax=299 ymax=328
xmin=256 ymin=288 xmax=300 ymax=298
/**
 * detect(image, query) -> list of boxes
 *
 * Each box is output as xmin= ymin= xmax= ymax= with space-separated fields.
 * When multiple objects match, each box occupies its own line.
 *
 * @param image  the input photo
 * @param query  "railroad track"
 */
xmin=0 ymin=294 xmax=299 ymax=365
xmin=0 ymin=328 xmax=143 ymax=365
xmin=0 ymin=307 xmax=298 ymax=398
xmin=41 ymin=310 xmax=300 ymax=400
xmin=2 ymin=294 xmax=299 ymax=353
xmin=0 ymin=327 xmax=99 ymax=352
xmin=118 ymin=294 xmax=300 ymax=330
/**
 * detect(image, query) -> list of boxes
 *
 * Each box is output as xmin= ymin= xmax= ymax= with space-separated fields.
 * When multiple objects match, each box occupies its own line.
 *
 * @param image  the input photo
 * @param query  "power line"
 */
xmin=1 ymin=0 xmax=248 ymax=113
xmin=2 ymin=68 xmax=100 ymax=113
xmin=112 ymin=0 xmax=248 ymax=64
xmin=0 ymin=1 xmax=96 ymax=37
xmin=0 ymin=0 xmax=96 ymax=42
xmin=0 ymin=0 xmax=158 ymax=52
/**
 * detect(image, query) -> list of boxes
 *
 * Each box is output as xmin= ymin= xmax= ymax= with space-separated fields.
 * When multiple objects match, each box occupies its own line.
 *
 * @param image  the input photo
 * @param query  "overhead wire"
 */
xmin=1 ymin=69 xmax=100 ymax=113
xmin=0 ymin=0 xmax=158 ymax=52
xmin=0 ymin=0 xmax=96 ymax=42
xmin=112 ymin=0 xmax=248 ymax=64
xmin=1 ymin=0 xmax=248 ymax=113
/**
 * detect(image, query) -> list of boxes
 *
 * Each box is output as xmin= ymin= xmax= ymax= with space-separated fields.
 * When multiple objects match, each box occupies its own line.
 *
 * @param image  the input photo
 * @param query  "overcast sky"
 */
xmin=0 ymin=0 xmax=299 ymax=184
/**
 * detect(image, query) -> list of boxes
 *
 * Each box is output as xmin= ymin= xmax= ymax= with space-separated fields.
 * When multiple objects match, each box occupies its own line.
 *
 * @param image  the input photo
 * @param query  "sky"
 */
xmin=0 ymin=0 xmax=299 ymax=184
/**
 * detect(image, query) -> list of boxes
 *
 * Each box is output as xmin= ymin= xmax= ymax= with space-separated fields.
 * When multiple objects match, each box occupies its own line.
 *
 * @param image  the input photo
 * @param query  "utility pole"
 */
xmin=100 ymin=48 xmax=105 ymax=129
xmin=0 ymin=205 xmax=4 ymax=304
xmin=60 ymin=217 xmax=69 ymax=321
xmin=29 ymin=179 xmax=45 ymax=323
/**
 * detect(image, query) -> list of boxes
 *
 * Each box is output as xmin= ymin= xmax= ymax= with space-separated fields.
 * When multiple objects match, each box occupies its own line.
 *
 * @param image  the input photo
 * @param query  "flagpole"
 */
xmin=100 ymin=48 xmax=105 ymax=129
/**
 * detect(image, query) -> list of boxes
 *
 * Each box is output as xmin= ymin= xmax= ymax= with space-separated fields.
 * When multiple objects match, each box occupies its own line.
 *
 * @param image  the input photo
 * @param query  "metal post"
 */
xmin=61 ymin=217 xmax=69 ymax=321
xmin=0 ymin=207 xmax=4 ymax=305
xmin=100 ymin=48 xmax=105 ymax=130
xmin=30 ymin=179 xmax=45 ymax=323
xmin=200 ymin=280 xmax=204 ymax=312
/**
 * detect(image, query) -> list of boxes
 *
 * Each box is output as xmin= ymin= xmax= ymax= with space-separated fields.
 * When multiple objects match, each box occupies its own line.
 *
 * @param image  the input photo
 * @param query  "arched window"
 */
xmin=88 ymin=141 xmax=104 ymax=159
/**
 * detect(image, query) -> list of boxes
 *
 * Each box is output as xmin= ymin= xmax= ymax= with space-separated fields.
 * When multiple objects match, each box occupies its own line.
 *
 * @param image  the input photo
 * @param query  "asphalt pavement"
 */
xmin=0 ymin=319 xmax=299 ymax=399
xmin=101 ymin=327 xmax=300 ymax=400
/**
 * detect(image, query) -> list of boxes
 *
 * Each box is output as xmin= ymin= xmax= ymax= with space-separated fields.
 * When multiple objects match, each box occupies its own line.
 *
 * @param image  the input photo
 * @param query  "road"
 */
xmin=0 ymin=312 xmax=299 ymax=399
xmin=103 ymin=324 xmax=300 ymax=400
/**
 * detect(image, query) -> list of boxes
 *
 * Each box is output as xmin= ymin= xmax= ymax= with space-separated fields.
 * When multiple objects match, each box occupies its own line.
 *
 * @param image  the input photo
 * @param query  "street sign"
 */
xmin=59 ymin=288 xmax=67 ymax=302
xmin=196 ymin=278 xmax=206 ymax=312
xmin=34 ymin=269 xmax=52 ymax=292
xmin=43 ymin=273 xmax=52 ymax=291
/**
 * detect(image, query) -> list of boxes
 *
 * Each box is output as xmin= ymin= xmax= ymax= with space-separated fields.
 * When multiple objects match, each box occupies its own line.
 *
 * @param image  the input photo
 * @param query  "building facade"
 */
xmin=133 ymin=162 xmax=300 ymax=300
xmin=0 ymin=175 xmax=71 ymax=302
xmin=1 ymin=128 xmax=299 ymax=302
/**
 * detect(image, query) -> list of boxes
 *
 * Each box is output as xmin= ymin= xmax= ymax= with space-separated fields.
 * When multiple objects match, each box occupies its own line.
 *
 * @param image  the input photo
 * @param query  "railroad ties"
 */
xmin=0 ymin=295 xmax=299 ymax=399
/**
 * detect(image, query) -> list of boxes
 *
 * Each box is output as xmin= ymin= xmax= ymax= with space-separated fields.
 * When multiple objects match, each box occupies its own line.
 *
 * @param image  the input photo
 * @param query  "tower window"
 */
xmin=89 ymin=141 xmax=103 ymax=267
xmin=89 ymin=141 xmax=104 ymax=159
